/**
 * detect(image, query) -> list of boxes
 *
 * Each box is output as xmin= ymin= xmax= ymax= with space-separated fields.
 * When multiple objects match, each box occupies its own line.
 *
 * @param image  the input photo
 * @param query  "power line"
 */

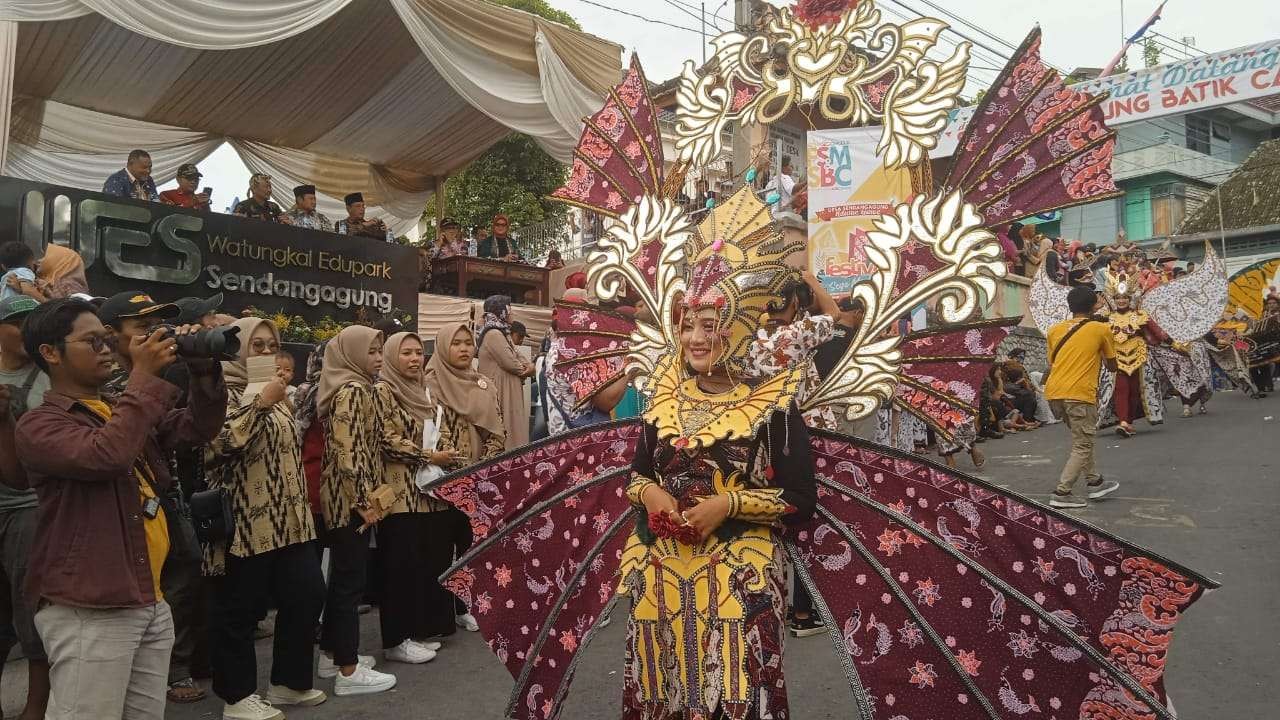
xmin=571 ymin=0 xmax=703 ymax=35
xmin=904 ymin=0 xmax=1022 ymax=55
xmin=660 ymin=0 xmax=712 ymax=31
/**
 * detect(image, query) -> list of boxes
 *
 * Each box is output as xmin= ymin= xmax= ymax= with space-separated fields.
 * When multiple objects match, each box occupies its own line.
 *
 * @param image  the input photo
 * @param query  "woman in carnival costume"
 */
xmin=427 ymin=6 xmax=1216 ymax=720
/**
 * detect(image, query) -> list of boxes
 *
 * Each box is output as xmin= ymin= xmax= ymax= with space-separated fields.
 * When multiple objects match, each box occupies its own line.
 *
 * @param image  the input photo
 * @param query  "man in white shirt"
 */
xmin=765 ymin=156 xmax=797 ymax=213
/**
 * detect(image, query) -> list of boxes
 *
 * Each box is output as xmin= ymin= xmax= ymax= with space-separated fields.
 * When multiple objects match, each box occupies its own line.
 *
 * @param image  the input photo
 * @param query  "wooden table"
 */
xmin=432 ymin=256 xmax=550 ymax=306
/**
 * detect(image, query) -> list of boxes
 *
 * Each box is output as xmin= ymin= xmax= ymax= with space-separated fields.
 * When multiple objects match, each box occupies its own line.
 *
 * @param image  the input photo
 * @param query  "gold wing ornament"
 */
xmin=674 ymin=0 xmax=970 ymax=169
xmin=800 ymin=191 xmax=1007 ymax=420
xmin=1226 ymin=257 xmax=1280 ymax=319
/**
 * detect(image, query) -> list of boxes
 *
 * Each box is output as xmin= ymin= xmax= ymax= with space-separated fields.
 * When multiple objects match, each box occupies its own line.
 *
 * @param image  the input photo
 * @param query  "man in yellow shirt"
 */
xmin=1043 ymin=287 xmax=1119 ymax=509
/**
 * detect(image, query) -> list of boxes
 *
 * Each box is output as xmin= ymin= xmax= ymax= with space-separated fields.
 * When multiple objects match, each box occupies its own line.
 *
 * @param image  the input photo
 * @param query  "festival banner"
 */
xmin=936 ymin=38 xmax=1280 ymax=157
xmin=807 ymin=127 xmax=915 ymax=294
xmin=0 ymin=176 xmax=420 ymax=324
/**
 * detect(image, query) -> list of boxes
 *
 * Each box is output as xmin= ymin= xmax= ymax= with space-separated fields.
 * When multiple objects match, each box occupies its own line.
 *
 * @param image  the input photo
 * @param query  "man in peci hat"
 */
xmin=233 ymin=174 xmax=292 ymax=225
xmin=159 ymin=164 xmax=211 ymax=211
xmin=286 ymin=184 xmax=333 ymax=232
xmin=334 ymin=193 xmax=393 ymax=242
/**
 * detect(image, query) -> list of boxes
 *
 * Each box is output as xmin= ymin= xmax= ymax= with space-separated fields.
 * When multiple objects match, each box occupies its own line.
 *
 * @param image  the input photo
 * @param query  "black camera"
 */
xmin=157 ymin=324 xmax=241 ymax=361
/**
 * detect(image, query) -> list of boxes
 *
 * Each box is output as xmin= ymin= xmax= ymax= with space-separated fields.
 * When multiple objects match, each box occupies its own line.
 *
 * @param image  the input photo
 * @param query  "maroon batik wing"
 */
xmin=550 ymin=55 xmax=664 ymax=219
xmin=893 ymin=318 xmax=1020 ymax=444
xmin=942 ymin=28 xmax=1123 ymax=227
xmin=551 ymin=301 xmax=637 ymax=409
xmin=427 ymin=421 xmax=644 ymax=720
xmin=788 ymin=431 xmax=1216 ymax=720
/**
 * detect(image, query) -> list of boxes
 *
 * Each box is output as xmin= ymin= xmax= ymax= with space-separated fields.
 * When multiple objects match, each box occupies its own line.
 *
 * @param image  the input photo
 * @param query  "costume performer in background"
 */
xmin=1100 ymin=287 xmax=1168 ymax=436
xmin=422 ymin=18 xmax=1216 ymax=719
xmin=1247 ymin=295 xmax=1280 ymax=393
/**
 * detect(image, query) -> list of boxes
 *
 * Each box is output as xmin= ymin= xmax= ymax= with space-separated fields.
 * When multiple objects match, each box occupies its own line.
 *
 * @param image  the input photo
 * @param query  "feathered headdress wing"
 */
xmin=942 ymin=27 xmax=1123 ymax=227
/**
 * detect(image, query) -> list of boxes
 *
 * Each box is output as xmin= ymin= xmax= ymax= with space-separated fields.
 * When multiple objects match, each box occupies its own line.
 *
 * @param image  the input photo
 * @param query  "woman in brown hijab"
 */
xmin=476 ymin=295 xmax=534 ymax=450
xmin=316 ymin=325 xmax=399 ymax=695
xmin=372 ymin=332 xmax=464 ymax=663
xmin=423 ymin=322 xmax=505 ymax=633
xmin=36 ymin=244 xmax=89 ymax=299
xmin=205 ymin=318 xmax=325 ymax=713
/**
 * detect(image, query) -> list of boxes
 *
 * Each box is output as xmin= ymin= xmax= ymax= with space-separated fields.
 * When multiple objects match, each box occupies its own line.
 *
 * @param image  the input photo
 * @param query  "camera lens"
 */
xmin=168 ymin=325 xmax=242 ymax=361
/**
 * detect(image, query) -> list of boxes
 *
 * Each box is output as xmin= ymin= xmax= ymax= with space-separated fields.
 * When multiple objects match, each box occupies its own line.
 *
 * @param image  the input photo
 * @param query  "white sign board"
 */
xmin=936 ymin=39 xmax=1280 ymax=157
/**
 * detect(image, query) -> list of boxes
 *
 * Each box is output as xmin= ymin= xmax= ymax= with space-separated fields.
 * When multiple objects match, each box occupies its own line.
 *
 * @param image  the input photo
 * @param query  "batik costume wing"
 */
xmin=940 ymin=27 xmax=1122 ymax=227
xmin=789 ymin=432 xmax=1217 ymax=720
xmin=550 ymin=301 xmax=636 ymax=410
xmin=1027 ymin=264 xmax=1072 ymax=334
xmin=1225 ymin=257 xmax=1280 ymax=319
xmin=893 ymin=318 xmax=1020 ymax=444
xmin=1139 ymin=245 xmax=1228 ymax=343
xmin=428 ymin=422 xmax=643 ymax=720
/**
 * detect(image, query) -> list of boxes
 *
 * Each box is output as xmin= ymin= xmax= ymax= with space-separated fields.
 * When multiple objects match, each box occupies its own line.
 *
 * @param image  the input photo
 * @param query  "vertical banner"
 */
xmin=807 ymin=127 xmax=915 ymax=294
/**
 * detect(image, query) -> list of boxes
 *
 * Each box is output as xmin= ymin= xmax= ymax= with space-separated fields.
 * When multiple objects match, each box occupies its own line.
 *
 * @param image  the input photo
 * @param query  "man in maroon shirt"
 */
xmin=14 ymin=297 xmax=226 ymax=720
xmin=158 ymin=163 xmax=211 ymax=211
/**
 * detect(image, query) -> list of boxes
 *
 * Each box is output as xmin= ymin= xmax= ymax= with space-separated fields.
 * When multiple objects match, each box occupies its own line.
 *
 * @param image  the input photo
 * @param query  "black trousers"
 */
xmin=320 ymin=513 xmax=368 ymax=667
xmin=211 ymin=542 xmax=324 ymax=704
xmin=1251 ymin=364 xmax=1275 ymax=393
xmin=420 ymin=508 xmax=474 ymax=637
xmin=378 ymin=514 xmax=432 ymax=648
xmin=162 ymin=512 xmax=207 ymax=684
xmin=442 ymin=507 xmax=473 ymax=617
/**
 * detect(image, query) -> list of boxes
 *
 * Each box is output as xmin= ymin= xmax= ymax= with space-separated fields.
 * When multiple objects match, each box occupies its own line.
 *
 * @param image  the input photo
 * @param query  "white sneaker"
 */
xmin=456 ymin=613 xmax=479 ymax=632
xmin=317 ymin=653 xmax=375 ymax=679
xmin=385 ymin=639 xmax=437 ymax=664
xmin=410 ymin=639 xmax=443 ymax=652
xmin=333 ymin=665 xmax=397 ymax=696
xmin=1086 ymin=479 xmax=1121 ymax=500
xmin=223 ymin=694 xmax=283 ymax=720
xmin=265 ymin=685 xmax=327 ymax=707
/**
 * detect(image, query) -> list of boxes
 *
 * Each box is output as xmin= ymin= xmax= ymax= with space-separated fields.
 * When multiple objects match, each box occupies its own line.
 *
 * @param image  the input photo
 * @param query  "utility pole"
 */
xmin=1119 ymin=0 xmax=1127 ymax=71
xmin=730 ymin=0 xmax=756 ymax=184
xmin=701 ymin=2 xmax=706 ymax=63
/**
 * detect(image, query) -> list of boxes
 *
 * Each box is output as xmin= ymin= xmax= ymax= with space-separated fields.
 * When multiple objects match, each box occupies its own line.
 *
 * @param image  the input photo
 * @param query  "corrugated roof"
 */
xmin=1177 ymin=138 xmax=1280 ymax=235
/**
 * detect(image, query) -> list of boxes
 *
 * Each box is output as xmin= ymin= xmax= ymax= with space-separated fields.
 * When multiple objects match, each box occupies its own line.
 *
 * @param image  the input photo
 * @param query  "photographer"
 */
xmin=15 ymin=298 xmax=226 ymax=720
xmin=205 ymin=318 xmax=325 ymax=718
xmin=99 ymin=291 xmax=219 ymax=705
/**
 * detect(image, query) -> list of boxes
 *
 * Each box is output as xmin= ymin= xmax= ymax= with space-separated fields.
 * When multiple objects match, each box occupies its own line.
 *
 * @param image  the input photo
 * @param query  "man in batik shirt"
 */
xmin=233 ymin=174 xmax=292 ymax=225
xmin=335 ymin=193 xmax=394 ymax=242
xmin=286 ymin=184 xmax=333 ymax=232
xmin=102 ymin=150 xmax=159 ymax=202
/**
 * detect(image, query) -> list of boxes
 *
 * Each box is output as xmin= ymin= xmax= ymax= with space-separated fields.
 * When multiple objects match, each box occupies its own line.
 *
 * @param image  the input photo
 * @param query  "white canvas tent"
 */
xmin=0 ymin=0 xmax=622 ymax=235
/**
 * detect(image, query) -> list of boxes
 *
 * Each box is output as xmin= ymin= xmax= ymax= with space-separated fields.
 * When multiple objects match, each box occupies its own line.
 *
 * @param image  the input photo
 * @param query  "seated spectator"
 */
xmin=159 ymin=164 xmax=211 ymax=211
xmin=0 ymin=242 xmax=49 ymax=302
xmin=544 ymin=248 xmax=565 ymax=270
xmin=287 ymin=184 xmax=333 ymax=232
xmin=474 ymin=226 xmax=490 ymax=254
xmin=103 ymin=149 xmax=159 ymax=202
xmin=0 ymin=295 xmax=52 ymax=720
xmin=509 ymin=321 xmax=527 ymax=350
xmin=15 ymin=298 xmax=227 ymax=720
xmin=233 ymin=174 xmax=292 ymax=225
xmin=36 ymin=244 xmax=89 ymax=299
xmin=335 ymin=193 xmax=393 ymax=242
xmin=430 ymin=218 xmax=467 ymax=261
xmin=477 ymin=215 xmax=519 ymax=261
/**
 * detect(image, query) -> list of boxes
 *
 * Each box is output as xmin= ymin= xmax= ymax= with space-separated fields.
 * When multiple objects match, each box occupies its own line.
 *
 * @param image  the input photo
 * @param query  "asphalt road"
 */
xmin=3 ymin=391 xmax=1275 ymax=719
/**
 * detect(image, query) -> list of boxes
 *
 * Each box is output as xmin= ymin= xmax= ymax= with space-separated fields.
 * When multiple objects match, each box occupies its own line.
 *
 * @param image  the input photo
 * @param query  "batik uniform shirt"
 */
xmin=336 ymin=217 xmax=394 ymax=242
xmin=234 ymin=198 xmax=286 ymax=223
xmin=543 ymin=338 xmax=588 ymax=436
xmin=203 ymin=386 xmax=316 ymax=574
xmin=431 ymin=402 xmax=505 ymax=511
xmin=372 ymin=383 xmax=435 ymax=515
xmin=320 ymin=382 xmax=380 ymax=529
xmin=746 ymin=313 xmax=837 ymax=430
xmin=287 ymin=208 xmax=334 ymax=232
xmin=429 ymin=239 xmax=468 ymax=260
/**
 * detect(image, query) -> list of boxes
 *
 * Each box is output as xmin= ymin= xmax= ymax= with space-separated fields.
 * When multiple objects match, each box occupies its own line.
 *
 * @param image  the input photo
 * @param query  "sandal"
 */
xmin=167 ymin=677 xmax=206 ymax=704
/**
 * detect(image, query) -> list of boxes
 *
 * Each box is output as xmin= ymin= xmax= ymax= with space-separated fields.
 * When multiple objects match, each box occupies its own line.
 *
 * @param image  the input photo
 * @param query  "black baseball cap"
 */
xmin=97 ymin=291 xmax=179 ymax=327
xmin=176 ymin=163 xmax=202 ymax=179
xmin=174 ymin=292 xmax=224 ymax=325
xmin=440 ymin=217 xmax=460 ymax=229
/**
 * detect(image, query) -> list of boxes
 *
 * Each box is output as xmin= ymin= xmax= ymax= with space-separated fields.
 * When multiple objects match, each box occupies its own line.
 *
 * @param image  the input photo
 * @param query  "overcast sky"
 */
xmin=185 ymin=0 xmax=1280 ymax=211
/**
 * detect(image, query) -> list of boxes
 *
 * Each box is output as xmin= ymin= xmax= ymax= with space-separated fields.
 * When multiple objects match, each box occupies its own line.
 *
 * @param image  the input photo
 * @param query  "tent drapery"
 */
xmin=0 ymin=0 xmax=621 ymax=235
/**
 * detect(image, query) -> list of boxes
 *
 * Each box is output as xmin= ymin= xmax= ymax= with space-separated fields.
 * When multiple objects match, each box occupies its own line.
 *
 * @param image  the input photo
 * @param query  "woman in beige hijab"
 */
xmin=36 ymin=244 xmax=89 ymax=299
xmin=475 ymin=295 xmax=534 ymax=449
xmin=371 ymin=332 xmax=463 ymax=663
xmin=423 ymin=321 xmax=505 ymax=633
xmin=316 ymin=325 xmax=399 ymax=695
xmin=204 ymin=317 xmax=326 ymax=713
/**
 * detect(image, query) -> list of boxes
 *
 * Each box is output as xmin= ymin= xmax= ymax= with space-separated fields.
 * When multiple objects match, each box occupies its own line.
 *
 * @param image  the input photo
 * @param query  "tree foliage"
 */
xmin=490 ymin=0 xmax=580 ymax=29
xmin=420 ymin=0 xmax=578 ymax=246
xmin=1143 ymin=37 xmax=1162 ymax=68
